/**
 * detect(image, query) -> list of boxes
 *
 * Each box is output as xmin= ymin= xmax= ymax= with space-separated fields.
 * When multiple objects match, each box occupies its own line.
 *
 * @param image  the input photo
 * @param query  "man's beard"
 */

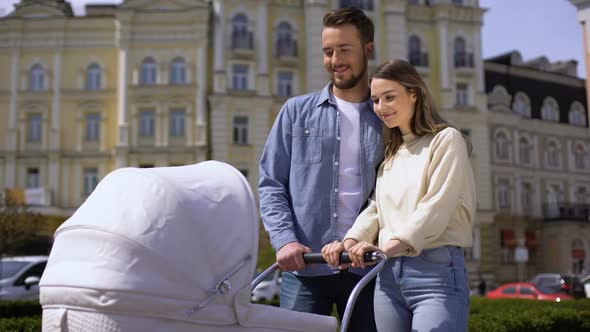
xmin=331 ymin=52 xmax=368 ymax=90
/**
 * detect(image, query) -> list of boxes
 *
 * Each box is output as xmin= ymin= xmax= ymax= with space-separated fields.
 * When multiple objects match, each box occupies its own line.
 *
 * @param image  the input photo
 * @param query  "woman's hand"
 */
xmin=348 ymin=241 xmax=380 ymax=268
xmin=381 ymin=239 xmax=410 ymax=258
xmin=321 ymin=241 xmax=348 ymax=270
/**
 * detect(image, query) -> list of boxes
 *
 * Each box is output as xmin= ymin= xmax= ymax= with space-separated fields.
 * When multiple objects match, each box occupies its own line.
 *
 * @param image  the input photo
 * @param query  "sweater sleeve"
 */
xmin=344 ymin=190 xmax=380 ymax=244
xmin=392 ymin=129 xmax=470 ymax=255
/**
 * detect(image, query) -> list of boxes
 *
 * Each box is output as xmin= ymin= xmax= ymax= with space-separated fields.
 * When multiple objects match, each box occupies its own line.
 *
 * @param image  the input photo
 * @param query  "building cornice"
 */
xmin=485 ymin=62 xmax=585 ymax=88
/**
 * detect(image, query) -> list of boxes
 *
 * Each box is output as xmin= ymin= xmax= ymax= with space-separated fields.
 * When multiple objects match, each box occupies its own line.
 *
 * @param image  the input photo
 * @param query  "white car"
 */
xmin=252 ymin=270 xmax=281 ymax=302
xmin=0 ymin=255 xmax=48 ymax=301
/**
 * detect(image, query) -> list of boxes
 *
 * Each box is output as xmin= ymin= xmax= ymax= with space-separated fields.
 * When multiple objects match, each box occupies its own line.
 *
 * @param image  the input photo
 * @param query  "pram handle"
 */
xmin=303 ymin=251 xmax=381 ymax=264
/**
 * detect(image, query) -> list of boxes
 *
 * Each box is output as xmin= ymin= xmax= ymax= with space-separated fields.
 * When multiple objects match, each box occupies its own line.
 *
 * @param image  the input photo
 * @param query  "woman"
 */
xmin=322 ymin=59 xmax=476 ymax=332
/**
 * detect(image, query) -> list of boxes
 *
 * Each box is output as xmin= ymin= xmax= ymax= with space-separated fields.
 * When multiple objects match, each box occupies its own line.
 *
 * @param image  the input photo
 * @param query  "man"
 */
xmin=258 ymin=7 xmax=384 ymax=331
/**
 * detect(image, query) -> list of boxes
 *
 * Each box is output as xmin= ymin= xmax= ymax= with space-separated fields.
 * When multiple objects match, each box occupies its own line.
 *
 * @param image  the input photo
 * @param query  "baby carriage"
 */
xmin=39 ymin=161 xmax=384 ymax=331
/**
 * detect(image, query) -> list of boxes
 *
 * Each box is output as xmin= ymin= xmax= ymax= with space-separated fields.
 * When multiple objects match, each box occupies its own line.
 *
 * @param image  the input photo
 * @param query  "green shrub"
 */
xmin=0 ymin=301 xmax=41 ymax=319
xmin=0 ymin=317 xmax=41 ymax=332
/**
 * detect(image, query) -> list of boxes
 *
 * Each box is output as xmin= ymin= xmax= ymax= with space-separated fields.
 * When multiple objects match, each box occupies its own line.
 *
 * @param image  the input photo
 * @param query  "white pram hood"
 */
xmin=40 ymin=161 xmax=337 ymax=331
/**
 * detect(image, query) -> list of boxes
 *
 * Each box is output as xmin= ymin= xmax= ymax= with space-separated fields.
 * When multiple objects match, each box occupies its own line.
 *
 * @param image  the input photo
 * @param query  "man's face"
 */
xmin=321 ymin=24 xmax=372 ymax=90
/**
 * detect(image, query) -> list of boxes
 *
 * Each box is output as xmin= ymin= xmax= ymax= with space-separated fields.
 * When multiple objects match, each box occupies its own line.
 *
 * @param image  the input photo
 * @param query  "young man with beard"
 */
xmin=258 ymin=8 xmax=383 ymax=331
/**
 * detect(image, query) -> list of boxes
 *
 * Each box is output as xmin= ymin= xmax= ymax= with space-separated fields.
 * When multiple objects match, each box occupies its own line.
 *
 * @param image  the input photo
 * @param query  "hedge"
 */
xmin=1 ymin=298 xmax=589 ymax=332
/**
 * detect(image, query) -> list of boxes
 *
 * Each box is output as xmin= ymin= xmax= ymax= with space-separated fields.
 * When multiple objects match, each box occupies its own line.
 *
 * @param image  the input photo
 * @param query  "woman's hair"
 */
xmin=371 ymin=59 xmax=471 ymax=159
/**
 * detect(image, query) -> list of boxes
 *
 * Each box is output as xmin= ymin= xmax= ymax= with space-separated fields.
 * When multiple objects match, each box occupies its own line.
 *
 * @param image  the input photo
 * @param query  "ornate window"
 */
xmin=169 ymin=109 xmax=186 ymax=137
xmin=573 ymin=143 xmax=588 ymax=169
xmin=232 ymin=14 xmax=253 ymax=50
xmin=408 ymin=35 xmax=428 ymax=67
xmin=546 ymin=140 xmax=561 ymax=168
xmin=521 ymin=182 xmax=533 ymax=214
xmin=497 ymin=179 xmax=511 ymax=210
xmin=27 ymin=114 xmax=42 ymax=142
xmin=86 ymin=63 xmax=102 ymax=90
xmin=139 ymin=110 xmax=156 ymax=137
xmin=569 ymin=102 xmax=586 ymax=126
xmin=85 ymin=113 xmax=100 ymax=142
xmin=232 ymin=64 xmax=249 ymax=90
xmin=276 ymin=22 xmax=297 ymax=57
xmin=277 ymin=71 xmax=293 ymax=97
xmin=541 ymin=97 xmax=559 ymax=122
xmin=495 ymin=131 xmax=511 ymax=161
xmin=512 ymin=92 xmax=531 ymax=117
xmin=83 ymin=168 xmax=99 ymax=196
xmin=140 ymin=57 xmax=157 ymax=85
xmin=29 ymin=64 xmax=46 ymax=91
xmin=454 ymin=37 xmax=473 ymax=67
xmin=519 ymin=136 xmax=532 ymax=165
xmin=170 ymin=57 xmax=186 ymax=85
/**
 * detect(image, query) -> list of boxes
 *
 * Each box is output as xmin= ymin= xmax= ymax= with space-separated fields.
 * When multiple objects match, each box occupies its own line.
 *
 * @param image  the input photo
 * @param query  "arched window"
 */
xmin=276 ymin=22 xmax=297 ymax=57
xmin=454 ymin=37 xmax=472 ymax=67
xmin=495 ymin=131 xmax=510 ymax=161
xmin=541 ymin=97 xmax=560 ymax=122
xmin=512 ymin=92 xmax=531 ymax=117
xmin=29 ymin=64 xmax=46 ymax=91
xmin=497 ymin=179 xmax=511 ymax=210
xmin=569 ymin=102 xmax=586 ymax=126
xmin=573 ymin=143 xmax=587 ymax=169
xmin=340 ymin=0 xmax=374 ymax=10
xmin=408 ymin=35 xmax=427 ymax=67
xmin=546 ymin=140 xmax=561 ymax=168
xmin=86 ymin=63 xmax=102 ymax=90
xmin=170 ymin=57 xmax=186 ymax=84
xmin=140 ymin=57 xmax=157 ymax=85
xmin=519 ymin=137 xmax=532 ymax=165
xmin=232 ymin=14 xmax=252 ymax=49
xmin=545 ymin=184 xmax=562 ymax=218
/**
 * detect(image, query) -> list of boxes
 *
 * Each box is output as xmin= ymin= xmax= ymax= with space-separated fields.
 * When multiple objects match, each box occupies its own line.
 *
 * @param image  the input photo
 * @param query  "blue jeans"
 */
xmin=374 ymin=246 xmax=470 ymax=332
xmin=280 ymin=270 xmax=377 ymax=332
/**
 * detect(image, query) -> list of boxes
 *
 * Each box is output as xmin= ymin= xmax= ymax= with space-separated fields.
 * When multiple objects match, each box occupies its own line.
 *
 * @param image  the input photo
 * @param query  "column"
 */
xmin=473 ymin=26 xmax=484 ymax=94
xmin=116 ymin=46 xmax=129 ymax=169
xmin=49 ymin=50 xmax=62 ymax=203
xmin=8 ymin=49 xmax=19 ymax=151
xmin=256 ymin=0 xmax=270 ymax=96
xmin=304 ymin=0 xmax=329 ymax=92
xmin=213 ymin=0 xmax=226 ymax=93
xmin=196 ymin=46 xmax=207 ymax=146
xmin=383 ymin=1 xmax=407 ymax=60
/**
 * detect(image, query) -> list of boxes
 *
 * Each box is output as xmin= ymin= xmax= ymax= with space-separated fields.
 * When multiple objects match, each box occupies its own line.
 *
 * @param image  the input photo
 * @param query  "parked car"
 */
xmin=531 ymin=273 xmax=585 ymax=298
xmin=486 ymin=282 xmax=572 ymax=302
xmin=530 ymin=273 xmax=567 ymax=293
xmin=252 ymin=270 xmax=281 ymax=302
xmin=0 ymin=256 xmax=48 ymax=301
xmin=581 ymin=274 xmax=590 ymax=299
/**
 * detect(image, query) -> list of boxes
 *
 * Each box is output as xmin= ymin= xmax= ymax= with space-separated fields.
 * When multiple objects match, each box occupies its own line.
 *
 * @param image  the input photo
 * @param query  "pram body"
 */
xmin=40 ymin=161 xmax=337 ymax=331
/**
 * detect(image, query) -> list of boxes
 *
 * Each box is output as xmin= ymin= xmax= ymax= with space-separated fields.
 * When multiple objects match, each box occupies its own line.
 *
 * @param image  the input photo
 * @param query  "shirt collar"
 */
xmin=316 ymin=82 xmax=335 ymax=107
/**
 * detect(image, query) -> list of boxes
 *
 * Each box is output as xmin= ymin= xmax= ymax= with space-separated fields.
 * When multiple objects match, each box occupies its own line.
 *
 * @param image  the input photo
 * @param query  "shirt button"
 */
xmin=304 ymin=129 xmax=310 ymax=135
xmin=334 ymin=162 xmax=339 ymax=166
xmin=334 ymin=188 xmax=339 ymax=193
xmin=333 ymin=213 xmax=338 ymax=218
xmin=336 ymin=136 xmax=341 ymax=141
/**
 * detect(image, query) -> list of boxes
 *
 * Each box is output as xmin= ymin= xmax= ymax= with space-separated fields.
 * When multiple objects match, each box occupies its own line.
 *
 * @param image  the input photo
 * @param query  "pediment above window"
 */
xmin=8 ymin=0 xmax=73 ymax=18
xmin=118 ymin=0 xmax=208 ymax=11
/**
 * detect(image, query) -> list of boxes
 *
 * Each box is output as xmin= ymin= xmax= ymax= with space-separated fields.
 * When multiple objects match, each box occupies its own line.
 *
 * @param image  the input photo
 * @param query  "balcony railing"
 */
xmin=231 ymin=31 xmax=254 ymax=50
xmin=276 ymin=39 xmax=298 ymax=57
xmin=454 ymin=52 xmax=474 ymax=68
xmin=543 ymin=203 xmax=590 ymax=222
xmin=409 ymin=52 xmax=429 ymax=67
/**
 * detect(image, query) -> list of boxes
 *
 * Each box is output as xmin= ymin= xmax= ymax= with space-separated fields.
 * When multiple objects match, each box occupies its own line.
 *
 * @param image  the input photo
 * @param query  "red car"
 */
xmin=486 ymin=282 xmax=572 ymax=302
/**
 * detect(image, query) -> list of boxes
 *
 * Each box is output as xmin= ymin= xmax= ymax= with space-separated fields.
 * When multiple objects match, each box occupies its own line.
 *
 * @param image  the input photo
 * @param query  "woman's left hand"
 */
xmin=347 ymin=241 xmax=381 ymax=268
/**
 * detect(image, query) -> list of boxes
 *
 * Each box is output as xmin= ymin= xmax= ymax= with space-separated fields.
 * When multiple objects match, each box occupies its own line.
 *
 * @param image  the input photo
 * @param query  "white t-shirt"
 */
xmin=334 ymin=95 xmax=366 ymax=239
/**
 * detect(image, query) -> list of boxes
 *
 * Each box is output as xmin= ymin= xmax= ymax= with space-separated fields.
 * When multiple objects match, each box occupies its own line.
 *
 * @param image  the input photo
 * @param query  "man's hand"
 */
xmin=276 ymin=242 xmax=312 ymax=271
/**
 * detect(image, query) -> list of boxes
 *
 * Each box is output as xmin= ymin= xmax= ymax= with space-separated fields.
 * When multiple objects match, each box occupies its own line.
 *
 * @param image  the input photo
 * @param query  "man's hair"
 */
xmin=322 ymin=7 xmax=374 ymax=44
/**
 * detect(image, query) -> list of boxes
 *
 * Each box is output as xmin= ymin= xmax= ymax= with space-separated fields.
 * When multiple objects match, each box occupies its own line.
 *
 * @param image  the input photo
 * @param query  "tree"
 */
xmin=0 ymin=193 xmax=44 ymax=256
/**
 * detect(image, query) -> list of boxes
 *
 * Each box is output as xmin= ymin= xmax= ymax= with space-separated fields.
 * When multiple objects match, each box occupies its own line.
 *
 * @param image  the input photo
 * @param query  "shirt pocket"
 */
xmin=292 ymin=127 xmax=322 ymax=163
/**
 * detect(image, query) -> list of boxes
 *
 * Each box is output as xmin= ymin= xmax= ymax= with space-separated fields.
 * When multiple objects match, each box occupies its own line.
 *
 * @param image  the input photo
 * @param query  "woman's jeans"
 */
xmin=374 ymin=246 xmax=470 ymax=332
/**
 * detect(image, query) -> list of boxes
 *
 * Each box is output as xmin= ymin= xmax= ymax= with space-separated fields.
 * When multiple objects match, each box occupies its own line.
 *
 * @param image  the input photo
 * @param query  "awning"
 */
xmin=501 ymin=229 xmax=516 ymax=249
xmin=525 ymin=230 xmax=537 ymax=249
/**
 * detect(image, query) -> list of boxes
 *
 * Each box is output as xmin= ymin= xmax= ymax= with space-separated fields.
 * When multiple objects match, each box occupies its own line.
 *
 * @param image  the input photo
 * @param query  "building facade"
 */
xmin=485 ymin=51 xmax=589 ymax=282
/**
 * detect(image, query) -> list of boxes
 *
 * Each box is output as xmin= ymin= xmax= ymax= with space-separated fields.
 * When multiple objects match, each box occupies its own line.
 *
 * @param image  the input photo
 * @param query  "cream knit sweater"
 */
xmin=344 ymin=127 xmax=476 ymax=256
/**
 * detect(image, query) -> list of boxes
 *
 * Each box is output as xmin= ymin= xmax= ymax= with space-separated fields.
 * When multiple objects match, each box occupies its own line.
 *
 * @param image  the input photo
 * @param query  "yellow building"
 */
xmin=0 ymin=0 xmax=210 ymax=216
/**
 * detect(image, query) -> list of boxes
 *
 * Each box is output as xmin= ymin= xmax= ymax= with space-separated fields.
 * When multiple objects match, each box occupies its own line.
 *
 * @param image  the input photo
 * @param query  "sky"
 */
xmin=0 ymin=0 xmax=586 ymax=78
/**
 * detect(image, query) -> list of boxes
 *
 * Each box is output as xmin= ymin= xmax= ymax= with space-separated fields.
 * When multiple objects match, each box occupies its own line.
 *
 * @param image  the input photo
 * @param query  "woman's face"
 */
xmin=370 ymin=78 xmax=417 ymax=134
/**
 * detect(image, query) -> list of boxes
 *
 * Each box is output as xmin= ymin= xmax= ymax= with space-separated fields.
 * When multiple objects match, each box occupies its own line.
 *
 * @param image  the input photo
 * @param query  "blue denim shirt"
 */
xmin=259 ymin=83 xmax=384 ymax=276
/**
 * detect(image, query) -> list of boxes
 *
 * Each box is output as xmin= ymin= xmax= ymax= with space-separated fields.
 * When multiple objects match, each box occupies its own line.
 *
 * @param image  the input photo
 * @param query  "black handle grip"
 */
xmin=303 ymin=252 xmax=378 ymax=264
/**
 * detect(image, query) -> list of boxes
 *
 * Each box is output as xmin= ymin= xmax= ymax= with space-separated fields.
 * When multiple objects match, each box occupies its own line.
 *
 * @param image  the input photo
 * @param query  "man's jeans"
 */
xmin=374 ymin=246 xmax=470 ymax=332
xmin=280 ymin=270 xmax=377 ymax=332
